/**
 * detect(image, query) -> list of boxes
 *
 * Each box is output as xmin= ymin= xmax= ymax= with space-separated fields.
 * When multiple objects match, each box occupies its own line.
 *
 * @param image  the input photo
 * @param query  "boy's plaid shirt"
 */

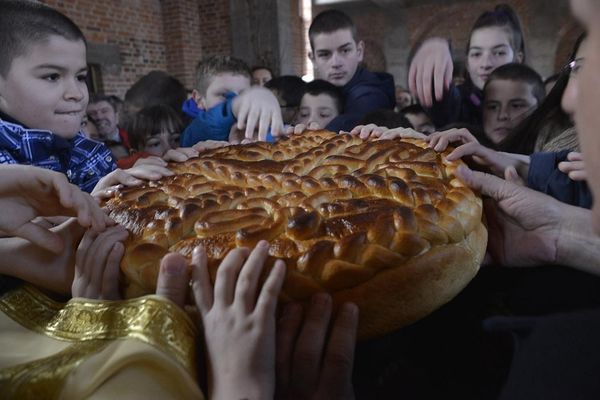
xmin=0 ymin=119 xmax=116 ymax=193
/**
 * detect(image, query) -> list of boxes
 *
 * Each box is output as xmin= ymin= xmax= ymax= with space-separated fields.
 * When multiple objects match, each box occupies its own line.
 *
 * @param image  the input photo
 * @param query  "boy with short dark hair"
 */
xmin=264 ymin=75 xmax=306 ymax=125
xmin=0 ymin=0 xmax=116 ymax=193
xmin=296 ymin=79 xmax=343 ymax=128
xmin=308 ymin=9 xmax=396 ymax=132
xmin=181 ymin=56 xmax=283 ymax=146
xmin=482 ymin=62 xmax=545 ymax=146
xmin=401 ymin=104 xmax=436 ymax=134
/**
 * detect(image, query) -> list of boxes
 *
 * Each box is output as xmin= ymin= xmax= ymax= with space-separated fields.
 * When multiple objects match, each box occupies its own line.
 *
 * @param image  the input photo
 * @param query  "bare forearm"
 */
xmin=556 ymin=206 xmax=600 ymax=275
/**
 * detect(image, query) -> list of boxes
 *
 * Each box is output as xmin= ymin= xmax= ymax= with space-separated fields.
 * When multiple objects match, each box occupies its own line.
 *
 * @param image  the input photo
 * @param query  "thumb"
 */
xmin=13 ymin=222 xmax=64 ymax=253
xmin=455 ymin=165 xmax=514 ymax=201
xmin=504 ymin=166 xmax=525 ymax=186
xmin=155 ymin=253 xmax=190 ymax=308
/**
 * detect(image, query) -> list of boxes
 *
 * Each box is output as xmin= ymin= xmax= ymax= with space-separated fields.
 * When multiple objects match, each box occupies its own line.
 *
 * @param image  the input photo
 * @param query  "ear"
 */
xmin=356 ymin=40 xmax=365 ymax=62
xmin=309 ymin=50 xmax=316 ymax=63
xmin=192 ymin=89 xmax=206 ymax=110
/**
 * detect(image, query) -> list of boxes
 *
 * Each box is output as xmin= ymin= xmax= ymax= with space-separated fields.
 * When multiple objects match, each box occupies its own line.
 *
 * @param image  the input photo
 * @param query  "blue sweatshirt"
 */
xmin=180 ymin=92 xmax=237 ymax=147
xmin=528 ymin=150 xmax=593 ymax=208
xmin=326 ymin=68 xmax=396 ymax=133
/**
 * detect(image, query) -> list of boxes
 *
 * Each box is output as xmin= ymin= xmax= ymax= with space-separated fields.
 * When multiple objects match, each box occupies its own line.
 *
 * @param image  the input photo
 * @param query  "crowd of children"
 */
xmin=1 ymin=0 xmax=600 ymax=398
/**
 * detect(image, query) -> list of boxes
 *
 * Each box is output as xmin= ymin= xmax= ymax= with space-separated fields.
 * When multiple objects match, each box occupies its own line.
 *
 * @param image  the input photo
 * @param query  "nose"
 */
xmin=561 ymin=76 xmax=578 ymax=117
xmin=64 ymin=77 xmax=86 ymax=102
xmin=481 ymin=52 xmax=494 ymax=70
xmin=497 ymin=105 xmax=509 ymax=121
xmin=331 ymin=52 xmax=343 ymax=68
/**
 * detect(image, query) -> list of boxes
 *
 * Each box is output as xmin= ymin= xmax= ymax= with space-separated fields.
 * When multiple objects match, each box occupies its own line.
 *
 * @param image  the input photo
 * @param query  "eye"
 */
xmin=77 ymin=73 xmax=88 ymax=82
xmin=43 ymin=73 xmax=60 ymax=82
xmin=319 ymin=112 xmax=332 ymax=118
xmin=485 ymin=103 xmax=498 ymax=111
xmin=469 ymin=52 xmax=481 ymax=59
xmin=342 ymin=48 xmax=351 ymax=54
xmin=511 ymin=103 xmax=526 ymax=110
xmin=493 ymin=51 xmax=507 ymax=57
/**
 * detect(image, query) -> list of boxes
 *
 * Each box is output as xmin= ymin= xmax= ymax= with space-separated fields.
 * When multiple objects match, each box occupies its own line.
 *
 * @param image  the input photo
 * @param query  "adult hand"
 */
xmin=456 ymin=166 xmax=565 ymax=266
xmin=276 ymin=294 xmax=358 ymax=400
xmin=408 ymin=37 xmax=453 ymax=107
xmin=72 ymin=225 xmax=129 ymax=299
xmin=233 ymin=87 xmax=284 ymax=141
xmin=190 ymin=241 xmax=287 ymax=400
xmin=0 ymin=165 xmax=111 ymax=253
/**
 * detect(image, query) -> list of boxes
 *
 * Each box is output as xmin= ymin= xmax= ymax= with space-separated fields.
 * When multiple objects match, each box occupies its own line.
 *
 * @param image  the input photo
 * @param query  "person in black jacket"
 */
xmin=308 ymin=10 xmax=396 ymax=132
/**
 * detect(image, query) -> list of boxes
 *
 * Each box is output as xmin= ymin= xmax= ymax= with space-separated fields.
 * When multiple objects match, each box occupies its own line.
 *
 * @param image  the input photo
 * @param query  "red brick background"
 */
xmin=40 ymin=0 xmax=579 ymax=97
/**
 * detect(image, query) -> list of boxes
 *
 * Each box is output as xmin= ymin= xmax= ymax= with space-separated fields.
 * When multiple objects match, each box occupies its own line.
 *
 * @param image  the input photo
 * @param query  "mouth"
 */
xmin=329 ymin=73 xmax=346 ymax=80
xmin=479 ymin=74 xmax=490 ymax=82
xmin=56 ymin=110 xmax=83 ymax=116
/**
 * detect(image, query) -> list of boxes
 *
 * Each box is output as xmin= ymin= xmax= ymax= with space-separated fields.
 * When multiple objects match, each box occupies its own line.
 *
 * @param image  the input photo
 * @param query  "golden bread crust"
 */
xmin=105 ymin=130 xmax=487 ymax=339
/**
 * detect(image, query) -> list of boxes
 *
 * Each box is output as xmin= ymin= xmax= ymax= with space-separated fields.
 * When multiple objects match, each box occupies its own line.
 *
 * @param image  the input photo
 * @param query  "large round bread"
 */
xmin=105 ymin=130 xmax=487 ymax=339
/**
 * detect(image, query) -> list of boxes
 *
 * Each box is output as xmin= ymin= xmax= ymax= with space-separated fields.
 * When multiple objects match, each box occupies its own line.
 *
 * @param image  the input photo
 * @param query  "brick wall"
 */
xmin=41 ymin=0 xmax=578 ymax=98
xmin=43 ymin=0 xmax=169 ymax=97
xmin=161 ymin=0 xmax=204 ymax=89
xmin=198 ymin=0 xmax=232 ymax=57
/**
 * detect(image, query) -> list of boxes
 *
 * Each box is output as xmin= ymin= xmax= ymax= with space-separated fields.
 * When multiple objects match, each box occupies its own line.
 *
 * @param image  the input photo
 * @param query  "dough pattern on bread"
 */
xmin=105 ymin=130 xmax=487 ymax=339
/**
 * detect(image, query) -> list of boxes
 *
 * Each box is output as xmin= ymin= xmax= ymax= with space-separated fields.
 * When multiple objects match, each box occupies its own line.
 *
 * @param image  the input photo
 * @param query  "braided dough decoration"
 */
xmin=106 ymin=130 xmax=487 ymax=339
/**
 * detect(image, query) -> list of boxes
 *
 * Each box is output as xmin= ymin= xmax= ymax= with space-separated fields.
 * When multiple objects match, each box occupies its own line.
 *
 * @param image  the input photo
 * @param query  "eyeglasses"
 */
xmin=563 ymin=57 xmax=585 ymax=76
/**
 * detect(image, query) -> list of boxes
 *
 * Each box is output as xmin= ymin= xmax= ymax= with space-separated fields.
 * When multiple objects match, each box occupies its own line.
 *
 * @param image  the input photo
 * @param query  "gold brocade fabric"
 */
xmin=0 ymin=285 xmax=199 ymax=399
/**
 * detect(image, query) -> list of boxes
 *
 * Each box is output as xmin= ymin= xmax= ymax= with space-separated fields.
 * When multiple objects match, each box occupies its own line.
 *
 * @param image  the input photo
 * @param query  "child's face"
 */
xmin=142 ymin=122 xmax=180 ymax=157
xmin=468 ymin=27 xmax=521 ymax=90
xmin=405 ymin=112 xmax=435 ymax=135
xmin=200 ymin=73 xmax=250 ymax=110
xmin=297 ymin=93 xmax=339 ymax=128
xmin=310 ymin=29 xmax=364 ymax=87
xmin=0 ymin=35 xmax=88 ymax=139
xmin=252 ymin=68 xmax=272 ymax=86
xmin=483 ymin=79 xmax=538 ymax=144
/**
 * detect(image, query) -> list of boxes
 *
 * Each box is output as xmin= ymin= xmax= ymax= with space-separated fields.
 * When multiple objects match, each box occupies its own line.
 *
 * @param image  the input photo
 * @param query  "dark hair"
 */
xmin=544 ymin=73 xmax=561 ymax=87
xmin=0 ymin=0 xmax=86 ymax=76
xmin=264 ymin=75 xmax=306 ymax=107
xmin=498 ymin=33 xmax=586 ymax=154
xmin=195 ymin=56 xmax=251 ymax=94
xmin=359 ymin=109 xmax=412 ymax=129
xmin=89 ymin=93 xmax=119 ymax=112
xmin=128 ymin=104 xmax=184 ymax=151
xmin=400 ymin=104 xmax=428 ymax=116
xmin=308 ymin=9 xmax=357 ymax=50
xmin=484 ymin=63 xmax=545 ymax=105
xmin=467 ymin=4 xmax=526 ymax=62
xmin=122 ymin=71 xmax=188 ymax=127
xmin=303 ymin=79 xmax=344 ymax=114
